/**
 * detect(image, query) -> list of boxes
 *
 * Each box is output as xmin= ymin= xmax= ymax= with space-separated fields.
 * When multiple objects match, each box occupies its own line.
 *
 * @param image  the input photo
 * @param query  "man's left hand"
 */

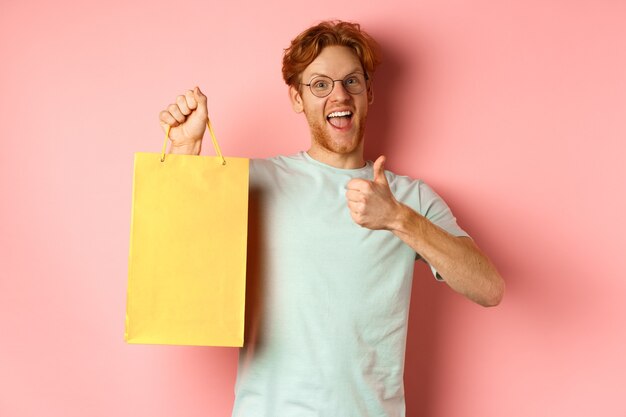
xmin=346 ymin=156 xmax=403 ymax=230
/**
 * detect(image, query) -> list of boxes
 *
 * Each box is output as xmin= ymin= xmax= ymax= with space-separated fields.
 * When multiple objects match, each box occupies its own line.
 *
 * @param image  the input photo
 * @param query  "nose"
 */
xmin=328 ymin=80 xmax=351 ymax=101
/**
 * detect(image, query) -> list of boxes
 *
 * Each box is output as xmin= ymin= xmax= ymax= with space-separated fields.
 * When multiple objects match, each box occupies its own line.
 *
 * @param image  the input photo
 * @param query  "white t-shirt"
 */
xmin=232 ymin=152 xmax=468 ymax=417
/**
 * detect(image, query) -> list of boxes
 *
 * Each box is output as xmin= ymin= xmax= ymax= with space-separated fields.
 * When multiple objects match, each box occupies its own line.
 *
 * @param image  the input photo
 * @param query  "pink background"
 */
xmin=1 ymin=0 xmax=625 ymax=416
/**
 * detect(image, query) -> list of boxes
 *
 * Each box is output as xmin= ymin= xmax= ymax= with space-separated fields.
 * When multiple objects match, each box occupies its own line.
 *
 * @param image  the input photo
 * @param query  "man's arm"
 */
xmin=391 ymin=206 xmax=504 ymax=306
xmin=346 ymin=156 xmax=504 ymax=307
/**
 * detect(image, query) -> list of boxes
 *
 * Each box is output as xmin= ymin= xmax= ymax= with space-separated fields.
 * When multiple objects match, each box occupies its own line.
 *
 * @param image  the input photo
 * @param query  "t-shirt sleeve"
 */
xmin=417 ymin=181 xmax=470 ymax=281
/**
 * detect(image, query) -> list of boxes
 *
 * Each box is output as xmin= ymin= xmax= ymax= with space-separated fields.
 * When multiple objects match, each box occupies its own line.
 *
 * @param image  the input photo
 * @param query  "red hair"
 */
xmin=282 ymin=20 xmax=382 ymax=88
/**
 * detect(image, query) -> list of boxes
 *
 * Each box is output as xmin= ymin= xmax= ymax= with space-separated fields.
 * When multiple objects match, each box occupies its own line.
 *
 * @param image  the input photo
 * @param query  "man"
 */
xmin=159 ymin=20 xmax=503 ymax=417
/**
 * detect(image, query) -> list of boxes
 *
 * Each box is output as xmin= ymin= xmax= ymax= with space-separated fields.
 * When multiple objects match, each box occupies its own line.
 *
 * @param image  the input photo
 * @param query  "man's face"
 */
xmin=290 ymin=45 xmax=372 ymax=157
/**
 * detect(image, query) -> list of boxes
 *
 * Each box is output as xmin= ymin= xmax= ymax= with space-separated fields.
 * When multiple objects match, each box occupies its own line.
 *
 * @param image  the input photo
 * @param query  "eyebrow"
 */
xmin=307 ymin=68 xmax=364 ymax=80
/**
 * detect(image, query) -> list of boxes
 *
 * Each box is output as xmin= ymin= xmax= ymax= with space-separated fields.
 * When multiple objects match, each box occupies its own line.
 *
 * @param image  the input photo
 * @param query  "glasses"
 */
xmin=301 ymin=72 xmax=369 ymax=98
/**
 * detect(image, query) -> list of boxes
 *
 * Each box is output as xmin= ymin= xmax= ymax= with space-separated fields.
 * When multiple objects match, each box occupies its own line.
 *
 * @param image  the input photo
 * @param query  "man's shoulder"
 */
xmin=248 ymin=153 xmax=307 ymax=189
xmin=382 ymin=168 xmax=445 ymax=210
xmin=384 ymin=168 xmax=424 ymax=190
xmin=250 ymin=152 xmax=303 ymax=173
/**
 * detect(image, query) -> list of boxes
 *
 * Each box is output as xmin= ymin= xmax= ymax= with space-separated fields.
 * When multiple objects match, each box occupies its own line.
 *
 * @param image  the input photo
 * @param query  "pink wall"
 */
xmin=1 ymin=1 xmax=625 ymax=416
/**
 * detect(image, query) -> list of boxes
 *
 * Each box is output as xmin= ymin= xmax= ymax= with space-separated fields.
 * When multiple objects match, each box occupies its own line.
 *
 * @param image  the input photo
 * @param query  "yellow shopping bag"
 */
xmin=125 ymin=119 xmax=248 ymax=346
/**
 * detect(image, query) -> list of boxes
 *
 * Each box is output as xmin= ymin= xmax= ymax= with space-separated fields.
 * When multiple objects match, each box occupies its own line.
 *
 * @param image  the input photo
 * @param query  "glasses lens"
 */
xmin=309 ymin=76 xmax=333 ymax=97
xmin=343 ymin=74 xmax=366 ymax=95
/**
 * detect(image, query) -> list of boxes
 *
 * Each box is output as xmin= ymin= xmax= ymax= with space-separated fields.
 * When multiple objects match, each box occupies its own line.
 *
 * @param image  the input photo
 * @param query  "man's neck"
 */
xmin=306 ymin=146 xmax=365 ymax=169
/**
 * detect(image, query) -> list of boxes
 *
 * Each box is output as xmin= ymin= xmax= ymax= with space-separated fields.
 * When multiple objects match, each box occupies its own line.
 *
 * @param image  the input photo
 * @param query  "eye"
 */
xmin=312 ymin=79 xmax=330 ymax=90
xmin=344 ymin=76 xmax=361 ymax=86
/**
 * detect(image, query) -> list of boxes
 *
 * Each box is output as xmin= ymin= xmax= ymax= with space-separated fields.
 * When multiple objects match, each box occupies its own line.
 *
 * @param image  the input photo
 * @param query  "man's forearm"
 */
xmin=390 ymin=204 xmax=504 ymax=307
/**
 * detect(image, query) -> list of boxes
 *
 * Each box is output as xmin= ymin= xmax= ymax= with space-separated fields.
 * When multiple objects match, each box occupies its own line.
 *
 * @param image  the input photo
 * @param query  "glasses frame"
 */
xmin=300 ymin=72 xmax=370 ymax=98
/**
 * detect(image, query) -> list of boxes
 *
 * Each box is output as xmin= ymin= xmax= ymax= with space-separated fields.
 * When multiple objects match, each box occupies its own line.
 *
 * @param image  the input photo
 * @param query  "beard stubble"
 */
xmin=305 ymin=112 xmax=368 ymax=155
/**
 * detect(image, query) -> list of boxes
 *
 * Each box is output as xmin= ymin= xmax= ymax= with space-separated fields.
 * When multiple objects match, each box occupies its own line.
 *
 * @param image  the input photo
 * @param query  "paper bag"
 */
xmin=125 ymin=121 xmax=248 ymax=346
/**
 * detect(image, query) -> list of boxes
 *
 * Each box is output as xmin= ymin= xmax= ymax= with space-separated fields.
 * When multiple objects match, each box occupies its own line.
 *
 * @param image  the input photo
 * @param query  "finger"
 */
xmin=176 ymin=95 xmax=191 ymax=116
xmin=193 ymin=86 xmax=206 ymax=103
xmin=159 ymin=110 xmax=180 ymax=127
xmin=349 ymin=210 xmax=364 ymax=226
xmin=345 ymin=189 xmax=364 ymax=202
xmin=167 ymin=103 xmax=186 ymax=123
xmin=194 ymin=86 xmax=208 ymax=105
xmin=373 ymin=155 xmax=388 ymax=185
xmin=183 ymin=90 xmax=197 ymax=111
xmin=346 ymin=178 xmax=370 ymax=191
xmin=347 ymin=200 xmax=364 ymax=212
xmin=185 ymin=90 xmax=198 ymax=110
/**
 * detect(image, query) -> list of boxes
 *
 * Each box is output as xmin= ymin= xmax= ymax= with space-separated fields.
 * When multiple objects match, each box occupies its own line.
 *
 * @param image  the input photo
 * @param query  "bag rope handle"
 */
xmin=160 ymin=118 xmax=226 ymax=165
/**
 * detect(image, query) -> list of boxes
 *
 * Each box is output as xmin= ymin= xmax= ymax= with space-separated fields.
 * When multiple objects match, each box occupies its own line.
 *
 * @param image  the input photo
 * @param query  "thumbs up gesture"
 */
xmin=346 ymin=156 xmax=403 ymax=230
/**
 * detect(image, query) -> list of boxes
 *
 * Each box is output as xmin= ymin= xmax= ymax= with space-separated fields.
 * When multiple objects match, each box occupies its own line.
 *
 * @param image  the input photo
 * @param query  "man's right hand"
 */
xmin=158 ymin=87 xmax=208 ymax=155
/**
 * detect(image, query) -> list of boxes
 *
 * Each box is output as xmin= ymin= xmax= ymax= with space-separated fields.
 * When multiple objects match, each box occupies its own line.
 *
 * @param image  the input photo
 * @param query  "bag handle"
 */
xmin=160 ymin=118 xmax=226 ymax=165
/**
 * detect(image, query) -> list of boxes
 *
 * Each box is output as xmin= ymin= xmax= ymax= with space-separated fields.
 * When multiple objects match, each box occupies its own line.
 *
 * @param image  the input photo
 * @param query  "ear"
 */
xmin=367 ymin=82 xmax=375 ymax=105
xmin=289 ymin=85 xmax=304 ymax=113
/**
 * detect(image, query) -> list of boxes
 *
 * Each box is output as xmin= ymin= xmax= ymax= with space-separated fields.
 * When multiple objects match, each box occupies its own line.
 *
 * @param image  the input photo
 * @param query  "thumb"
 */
xmin=194 ymin=86 xmax=207 ymax=102
xmin=373 ymin=155 xmax=388 ymax=185
xmin=194 ymin=86 xmax=208 ymax=114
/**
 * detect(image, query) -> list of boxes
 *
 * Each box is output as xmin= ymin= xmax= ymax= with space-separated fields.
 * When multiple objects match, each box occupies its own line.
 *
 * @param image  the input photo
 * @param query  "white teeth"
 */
xmin=327 ymin=111 xmax=352 ymax=118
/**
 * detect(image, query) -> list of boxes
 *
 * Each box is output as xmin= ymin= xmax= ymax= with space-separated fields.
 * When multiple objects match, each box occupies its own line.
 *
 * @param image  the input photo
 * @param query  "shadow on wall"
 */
xmin=363 ymin=31 xmax=412 ymax=164
xmin=404 ymin=266 xmax=444 ymax=417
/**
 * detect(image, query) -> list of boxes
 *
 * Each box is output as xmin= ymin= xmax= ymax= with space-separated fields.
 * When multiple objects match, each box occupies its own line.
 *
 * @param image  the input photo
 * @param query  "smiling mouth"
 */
xmin=327 ymin=111 xmax=353 ymax=129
